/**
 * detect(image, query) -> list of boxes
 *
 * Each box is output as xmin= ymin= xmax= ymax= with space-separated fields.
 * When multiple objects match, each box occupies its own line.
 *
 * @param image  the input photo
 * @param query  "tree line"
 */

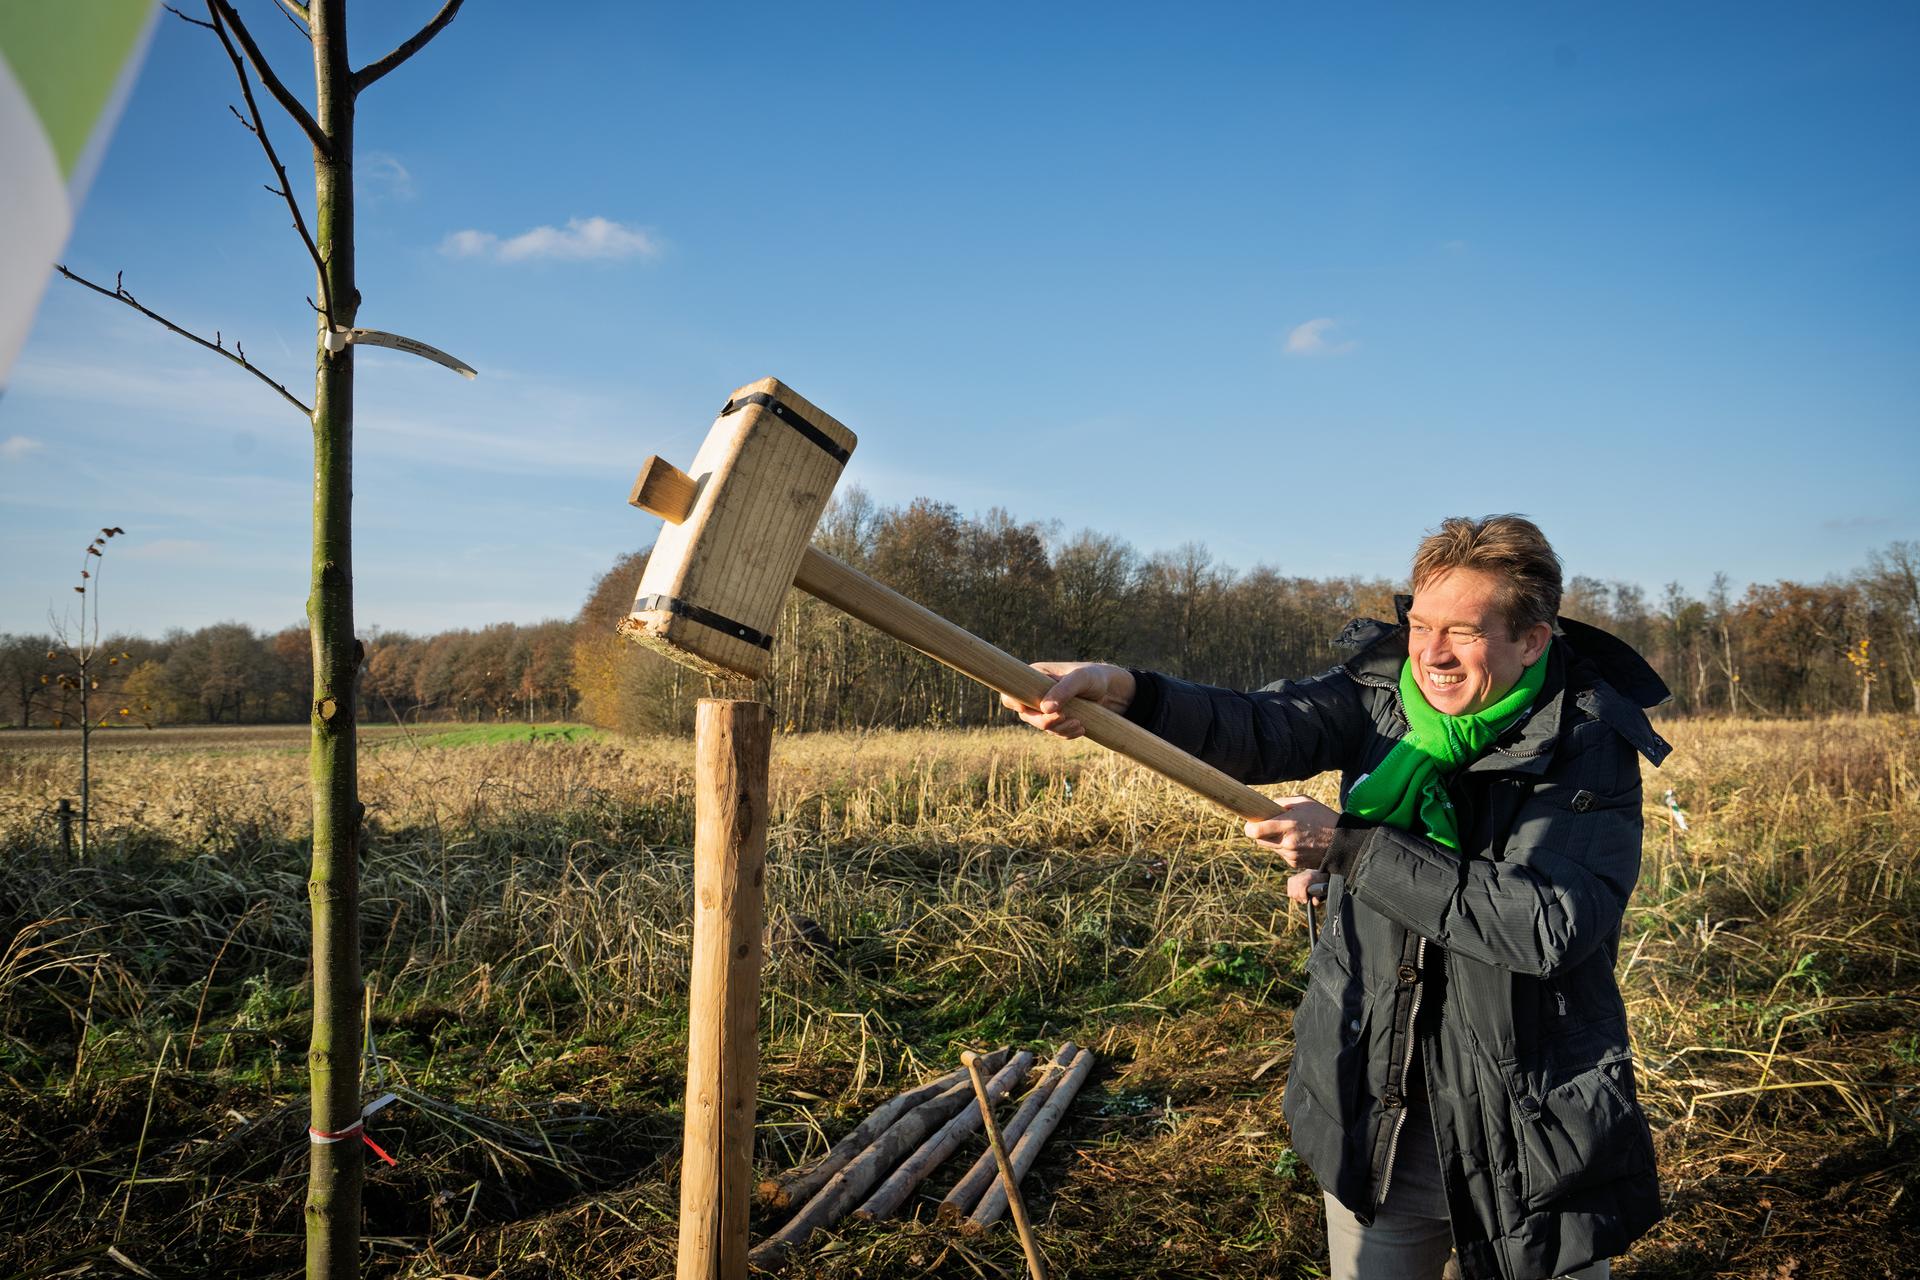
xmin=6 ymin=494 xmax=1917 ymax=732
xmin=571 ymin=491 xmax=1920 ymax=733
xmin=0 ymin=620 xmax=576 ymax=730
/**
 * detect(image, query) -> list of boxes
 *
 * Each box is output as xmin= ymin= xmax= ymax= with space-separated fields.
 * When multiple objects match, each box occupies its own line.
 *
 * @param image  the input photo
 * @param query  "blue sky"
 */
xmin=3 ymin=2 xmax=1916 ymax=637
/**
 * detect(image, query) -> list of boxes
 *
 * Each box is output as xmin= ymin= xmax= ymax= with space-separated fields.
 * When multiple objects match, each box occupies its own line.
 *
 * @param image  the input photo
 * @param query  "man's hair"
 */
xmin=1411 ymin=515 xmax=1563 ymax=638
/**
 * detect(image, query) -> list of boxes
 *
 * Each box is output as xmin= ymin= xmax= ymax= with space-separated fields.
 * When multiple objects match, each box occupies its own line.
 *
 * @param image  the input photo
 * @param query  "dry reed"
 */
xmin=0 ymin=717 xmax=1912 ymax=1277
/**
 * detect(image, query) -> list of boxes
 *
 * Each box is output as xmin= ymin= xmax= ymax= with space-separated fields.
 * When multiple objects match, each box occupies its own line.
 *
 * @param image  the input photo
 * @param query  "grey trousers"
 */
xmin=1321 ymin=1097 xmax=1609 ymax=1280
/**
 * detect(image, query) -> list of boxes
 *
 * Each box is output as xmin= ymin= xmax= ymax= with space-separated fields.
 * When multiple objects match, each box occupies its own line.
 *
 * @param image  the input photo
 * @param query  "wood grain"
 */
xmin=629 ymin=455 xmax=699 ymax=523
xmin=677 ymin=700 xmax=771 ymax=1280
xmin=627 ymin=378 xmax=856 ymax=681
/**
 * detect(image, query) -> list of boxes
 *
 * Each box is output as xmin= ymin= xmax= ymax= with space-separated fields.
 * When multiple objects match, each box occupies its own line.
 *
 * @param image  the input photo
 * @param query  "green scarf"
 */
xmin=1343 ymin=642 xmax=1551 ymax=851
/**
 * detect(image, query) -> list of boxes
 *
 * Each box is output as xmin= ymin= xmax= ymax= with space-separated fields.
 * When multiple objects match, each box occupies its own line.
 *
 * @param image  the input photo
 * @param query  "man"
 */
xmin=1007 ymin=515 xmax=1670 ymax=1280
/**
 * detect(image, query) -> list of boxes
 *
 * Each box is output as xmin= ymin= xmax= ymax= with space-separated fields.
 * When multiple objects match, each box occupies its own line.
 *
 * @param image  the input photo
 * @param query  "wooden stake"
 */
xmin=678 ymin=700 xmax=771 ymax=1280
xmin=966 ymin=1047 xmax=1094 ymax=1232
xmin=749 ymin=1049 xmax=1011 ymax=1269
xmin=940 ymin=1041 xmax=1076 ymax=1223
xmin=854 ymin=1049 xmax=1035 ymax=1220
xmin=964 ymin=1049 xmax=1048 ymax=1280
xmin=758 ymin=1066 xmax=968 ymax=1208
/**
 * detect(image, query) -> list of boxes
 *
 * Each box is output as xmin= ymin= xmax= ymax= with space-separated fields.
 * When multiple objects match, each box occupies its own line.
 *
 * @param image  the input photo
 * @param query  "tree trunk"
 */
xmin=1721 ymin=624 xmax=1738 ymax=715
xmin=305 ymin=3 xmax=362 ymax=1277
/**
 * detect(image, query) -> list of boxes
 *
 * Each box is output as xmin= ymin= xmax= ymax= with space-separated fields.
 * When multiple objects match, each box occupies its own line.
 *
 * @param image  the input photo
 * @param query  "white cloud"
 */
xmin=1442 ymin=239 xmax=1469 ymax=254
xmin=440 ymin=228 xmax=495 ymax=258
xmin=0 ymin=435 xmax=44 ymax=461
xmin=439 ymin=216 xmax=661 ymax=263
xmin=1283 ymin=317 xmax=1357 ymax=358
xmin=364 ymin=151 xmax=415 ymax=200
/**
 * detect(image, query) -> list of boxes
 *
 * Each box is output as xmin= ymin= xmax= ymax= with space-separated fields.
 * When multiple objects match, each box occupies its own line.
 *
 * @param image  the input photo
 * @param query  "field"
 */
xmin=0 ymin=717 xmax=1914 ymax=1278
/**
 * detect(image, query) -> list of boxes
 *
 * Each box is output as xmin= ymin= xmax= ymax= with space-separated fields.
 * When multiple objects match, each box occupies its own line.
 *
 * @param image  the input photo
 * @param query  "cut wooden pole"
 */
xmin=854 ymin=1049 xmax=1035 ymax=1221
xmin=964 ymin=1049 xmax=1049 ymax=1280
xmin=939 ymin=1041 xmax=1076 ymax=1224
xmin=748 ymin=1048 xmax=1011 ymax=1269
xmin=759 ymin=1065 xmax=968 ymax=1208
xmin=966 ymin=1047 xmax=1094 ymax=1232
xmin=677 ymin=700 xmax=772 ymax=1280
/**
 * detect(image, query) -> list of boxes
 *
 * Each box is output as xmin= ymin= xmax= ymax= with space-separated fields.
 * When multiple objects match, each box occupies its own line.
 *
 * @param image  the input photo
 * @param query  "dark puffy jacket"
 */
xmin=1125 ymin=607 xmax=1671 ymax=1280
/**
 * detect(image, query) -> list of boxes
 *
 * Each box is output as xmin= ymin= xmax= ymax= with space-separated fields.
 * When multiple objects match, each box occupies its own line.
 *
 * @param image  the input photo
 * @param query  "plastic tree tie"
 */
xmin=308 ymin=1092 xmax=399 ymax=1165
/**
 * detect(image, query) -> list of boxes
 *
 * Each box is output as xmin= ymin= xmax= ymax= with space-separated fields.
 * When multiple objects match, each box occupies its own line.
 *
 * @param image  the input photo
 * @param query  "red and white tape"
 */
xmin=308 ymin=1091 xmax=399 ymax=1166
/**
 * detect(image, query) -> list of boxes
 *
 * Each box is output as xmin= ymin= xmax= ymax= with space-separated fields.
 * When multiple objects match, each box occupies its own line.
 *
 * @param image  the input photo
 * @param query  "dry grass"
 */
xmin=0 ymin=717 xmax=1913 ymax=1278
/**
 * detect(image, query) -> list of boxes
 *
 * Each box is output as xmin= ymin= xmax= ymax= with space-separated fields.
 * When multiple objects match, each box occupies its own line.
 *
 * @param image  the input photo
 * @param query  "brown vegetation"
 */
xmin=0 ymin=717 xmax=1912 ymax=1276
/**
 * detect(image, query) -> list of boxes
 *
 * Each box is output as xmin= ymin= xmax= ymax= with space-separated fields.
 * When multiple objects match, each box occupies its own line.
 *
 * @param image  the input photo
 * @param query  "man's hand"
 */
xmin=1245 ymin=795 xmax=1339 ymax=869
xmin=1001 ymin=661 xmax=1136 ymax=739
xmin=1288 ymin=868 xmax=1330 ymax=904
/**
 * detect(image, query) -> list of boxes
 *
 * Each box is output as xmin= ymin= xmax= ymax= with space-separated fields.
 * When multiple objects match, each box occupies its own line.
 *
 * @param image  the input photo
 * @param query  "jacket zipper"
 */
xmin=1375 ymin=933 xmax=1426 ymax=1206
xmin=1367 ymin=668 xmax=1425 ymax=1208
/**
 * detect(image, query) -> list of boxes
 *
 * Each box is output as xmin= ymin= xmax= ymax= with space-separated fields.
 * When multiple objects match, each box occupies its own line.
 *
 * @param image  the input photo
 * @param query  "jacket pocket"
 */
xmin=1506 ymin=1053 xmax=1656 ymax=1209
xmin=1289 ymin=963 xmax=1369 ymax=1128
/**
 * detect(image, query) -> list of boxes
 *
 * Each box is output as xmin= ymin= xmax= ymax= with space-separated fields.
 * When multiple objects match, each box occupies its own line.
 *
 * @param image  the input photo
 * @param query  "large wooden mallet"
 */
xmin=623 ymin=376 xmax=1287 ymax=823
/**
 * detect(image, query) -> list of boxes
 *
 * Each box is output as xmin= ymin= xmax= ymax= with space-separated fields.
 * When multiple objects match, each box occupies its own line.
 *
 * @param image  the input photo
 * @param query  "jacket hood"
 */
xmin=1555 ymin=615 xmax=1670 ymax=710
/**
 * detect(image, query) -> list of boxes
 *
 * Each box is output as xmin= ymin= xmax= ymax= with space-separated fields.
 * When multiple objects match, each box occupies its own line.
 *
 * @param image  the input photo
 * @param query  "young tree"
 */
xmin=59 ymin=4 xmax=468 ymax=1277
xmin=47 ymin=527 xmax=128 ymax=856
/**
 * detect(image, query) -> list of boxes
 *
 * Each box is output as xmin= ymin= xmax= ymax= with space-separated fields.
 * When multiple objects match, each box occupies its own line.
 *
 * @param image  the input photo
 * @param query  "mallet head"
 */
xmin=621 ymin=377 xmax=856 ymax=681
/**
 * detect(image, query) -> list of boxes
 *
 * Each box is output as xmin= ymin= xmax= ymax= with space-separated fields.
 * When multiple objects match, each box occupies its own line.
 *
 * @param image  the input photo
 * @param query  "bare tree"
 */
xmin=59 ymin=4 xmax=468 ymax=1277
xmin=0 ymin=633 xmax=57 ymax=728
xmin=1707 ymin=572 xmax=1750 ymax=715
xmin=1868 ymin=542 xmax=1920 ymax=714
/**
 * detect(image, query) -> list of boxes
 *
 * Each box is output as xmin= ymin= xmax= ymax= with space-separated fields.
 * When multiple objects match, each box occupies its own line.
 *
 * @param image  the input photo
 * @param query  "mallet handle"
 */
xmin=795 ymin=547 xmax=1285 ymax=822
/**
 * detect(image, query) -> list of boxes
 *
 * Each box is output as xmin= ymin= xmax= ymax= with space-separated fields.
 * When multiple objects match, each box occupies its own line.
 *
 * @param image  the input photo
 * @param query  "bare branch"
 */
xmin=57 ymin=265 xmax=312 ymax=419
xmin=353 ymin=0 xmax=464 ymax=94
xmin=204 ymin=1 xmax=336 ymax=329
xmin=206 ymin=0 xmax=329 ymax=156
xmin=274 ymin=0 xmax=311 ymax=39
xmin=163 ymin=3 xmax=215 ymax=30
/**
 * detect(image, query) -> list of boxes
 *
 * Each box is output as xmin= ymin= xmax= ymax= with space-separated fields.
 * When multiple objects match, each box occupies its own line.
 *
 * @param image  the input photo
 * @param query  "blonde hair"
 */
xmin=1411 ymin=515 xmax=1562 ymax=638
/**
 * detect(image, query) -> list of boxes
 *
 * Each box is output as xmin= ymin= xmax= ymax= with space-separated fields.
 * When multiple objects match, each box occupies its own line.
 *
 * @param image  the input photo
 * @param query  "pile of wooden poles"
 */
xmin=748 ymin=1041 xmax=1094 ymax=1267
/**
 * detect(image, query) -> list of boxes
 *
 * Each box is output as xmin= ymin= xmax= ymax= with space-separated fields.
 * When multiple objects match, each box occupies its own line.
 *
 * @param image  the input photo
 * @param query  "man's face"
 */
xmin=1406 ymin=567 xmax=1552 ymax=716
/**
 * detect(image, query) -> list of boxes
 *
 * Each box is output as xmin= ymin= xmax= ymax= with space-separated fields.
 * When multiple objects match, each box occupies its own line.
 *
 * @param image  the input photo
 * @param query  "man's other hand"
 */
xmin=1246 ymin=795 xmax=1339 ymax=869
xmin=1001 ymin=662 xmax=1136 ymax=739
xmin=1288 ymin=868 xmax=1330 ymax=904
